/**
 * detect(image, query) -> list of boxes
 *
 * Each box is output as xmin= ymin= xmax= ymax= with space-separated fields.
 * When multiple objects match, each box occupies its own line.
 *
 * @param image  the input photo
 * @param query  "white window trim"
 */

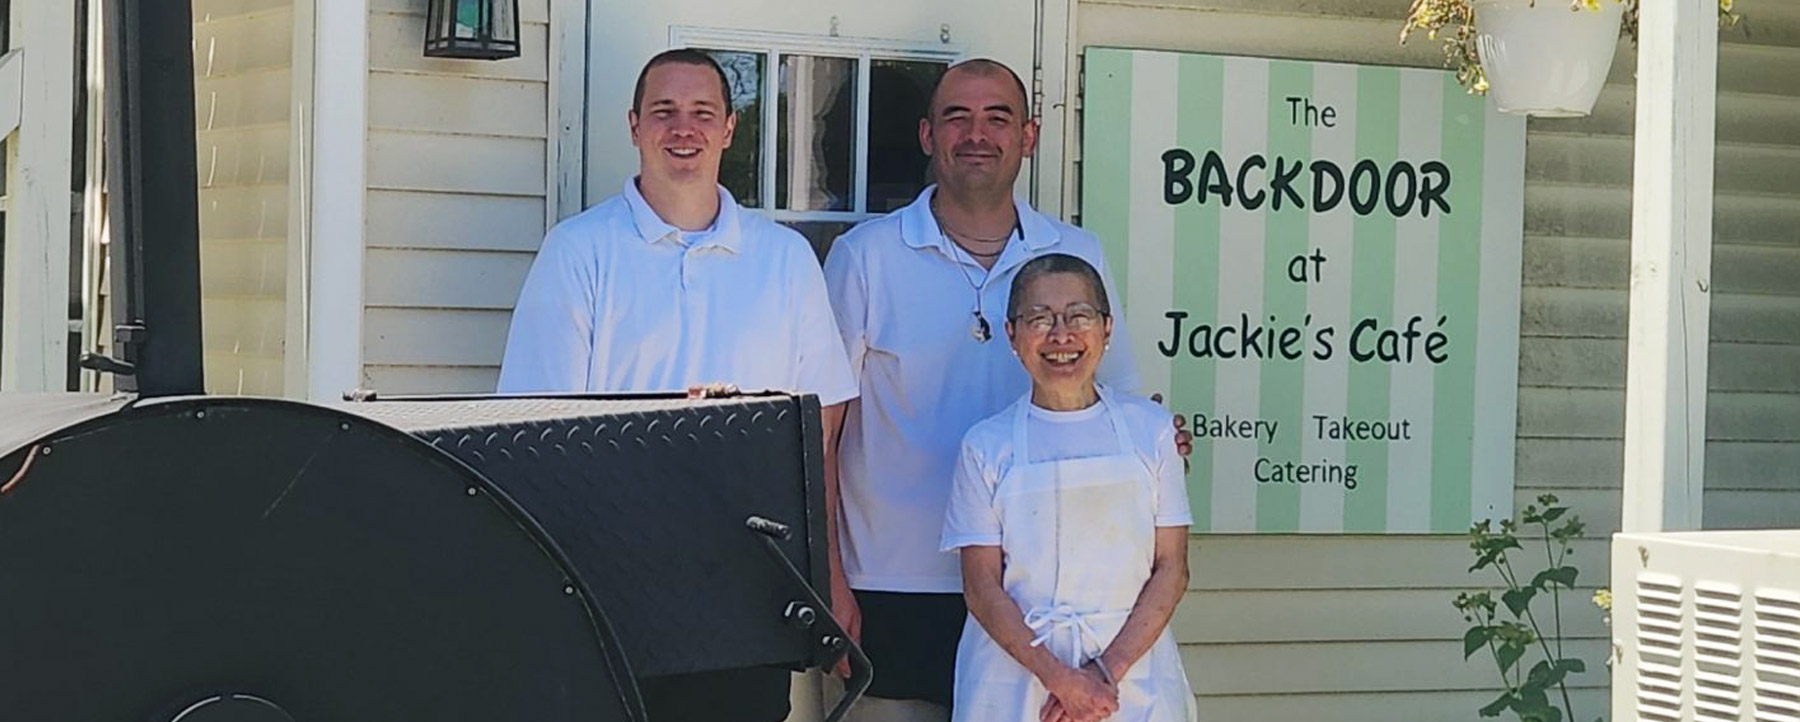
xmin=669 ymin=26 xmax=961 ymax=224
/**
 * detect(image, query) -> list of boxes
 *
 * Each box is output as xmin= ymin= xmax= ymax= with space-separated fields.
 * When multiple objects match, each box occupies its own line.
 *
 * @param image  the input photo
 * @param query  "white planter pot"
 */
xmin=1474 ymin=0 xmax=1624 ymax=117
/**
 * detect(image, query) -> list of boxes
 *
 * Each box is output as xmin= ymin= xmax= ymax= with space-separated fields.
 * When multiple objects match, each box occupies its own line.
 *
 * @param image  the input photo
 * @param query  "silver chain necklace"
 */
xmin=932 ymin=202 xmax=1019 ymax=344
xmin=945 ymin=239 xmax=992 ymax=342
xmin=936 ymin=223 xmax=1022 ymax=342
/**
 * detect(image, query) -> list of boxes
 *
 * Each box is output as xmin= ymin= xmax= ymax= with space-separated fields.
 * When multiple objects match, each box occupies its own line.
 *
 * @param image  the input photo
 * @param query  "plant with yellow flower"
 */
xmin=1403 ymin=0 xmax=1743 ymax=95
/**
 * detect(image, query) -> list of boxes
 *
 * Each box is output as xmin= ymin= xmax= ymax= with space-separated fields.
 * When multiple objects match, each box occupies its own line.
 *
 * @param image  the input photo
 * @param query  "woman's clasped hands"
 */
xmin=1039 ymin=659 xmax=1120 ymax=722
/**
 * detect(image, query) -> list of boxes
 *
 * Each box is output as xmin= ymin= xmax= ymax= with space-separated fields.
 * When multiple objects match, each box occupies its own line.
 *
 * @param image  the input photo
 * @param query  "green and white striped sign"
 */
xmin=1081 ymin=48 xmax=1525 ymax=534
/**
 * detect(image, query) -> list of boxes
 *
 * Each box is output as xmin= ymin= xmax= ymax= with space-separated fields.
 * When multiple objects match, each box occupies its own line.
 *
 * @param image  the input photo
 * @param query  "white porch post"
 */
xmin=548 ymin=0 xmax=588 ymax=220
xmin=307 ymin=0 xmax=368 ymax=401
xmin=1 ymin=0 xmax=78 ymax=392
xmin=1621 ymin=0 xmax=1719 ymax=533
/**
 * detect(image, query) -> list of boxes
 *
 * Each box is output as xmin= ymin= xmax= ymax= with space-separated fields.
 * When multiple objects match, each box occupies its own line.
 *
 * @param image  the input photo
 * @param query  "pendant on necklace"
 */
xmin=971 ymin=311 xmax=992 ymax=343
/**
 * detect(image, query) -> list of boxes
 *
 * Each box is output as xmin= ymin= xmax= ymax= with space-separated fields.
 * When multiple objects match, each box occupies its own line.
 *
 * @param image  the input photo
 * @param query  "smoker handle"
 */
xmin=746 ymin=517 xmax=873 ymax=722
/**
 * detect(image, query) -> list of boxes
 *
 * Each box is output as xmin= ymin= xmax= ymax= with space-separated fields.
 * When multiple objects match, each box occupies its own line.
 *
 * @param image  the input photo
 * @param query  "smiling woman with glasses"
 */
xmin=938 ymin=253 xmax=1198 ymax=722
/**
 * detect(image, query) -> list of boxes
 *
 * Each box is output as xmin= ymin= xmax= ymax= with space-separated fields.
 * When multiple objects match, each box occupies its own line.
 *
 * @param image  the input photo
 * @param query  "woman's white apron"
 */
xmin=950 ymin=392 xmax=1195 ymax=722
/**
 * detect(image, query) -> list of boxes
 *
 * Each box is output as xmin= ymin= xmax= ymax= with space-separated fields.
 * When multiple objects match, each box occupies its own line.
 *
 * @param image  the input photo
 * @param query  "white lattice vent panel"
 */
xmin=1693 ymin=582 xmax=1745 ymax=722
xmin=1615 ymin=531 xmax=1800 ymax=722
xmin=1636 ymin=574 xmax=1686 ymax=722
xmin=1756 ymin=589 xmax=1800 ymax=722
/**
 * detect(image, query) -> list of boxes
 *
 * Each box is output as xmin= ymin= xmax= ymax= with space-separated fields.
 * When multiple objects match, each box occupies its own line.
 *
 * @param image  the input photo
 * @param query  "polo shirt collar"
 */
xmin=899 ymin=185 xmax=1060 ymax=254
xmin=622 ymin=177 xmax=744 ymax=252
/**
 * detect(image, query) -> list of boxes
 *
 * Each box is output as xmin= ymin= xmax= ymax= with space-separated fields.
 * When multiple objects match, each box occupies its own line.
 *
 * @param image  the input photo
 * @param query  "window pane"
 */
xmin=776 ymin=55 xmax=856 ymax=212
xmin=781 ymin=220 xmax=858 ymax=264
xmin=704 ymin=50 xmax=766 ymax=208
xmin=867 ymin=60 xmax=945 ymax=213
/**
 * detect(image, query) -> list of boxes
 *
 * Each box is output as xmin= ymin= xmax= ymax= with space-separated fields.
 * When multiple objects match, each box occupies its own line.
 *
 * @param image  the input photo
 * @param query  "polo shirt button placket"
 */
xmin=676 ymin=233 xmax=693 ymax=291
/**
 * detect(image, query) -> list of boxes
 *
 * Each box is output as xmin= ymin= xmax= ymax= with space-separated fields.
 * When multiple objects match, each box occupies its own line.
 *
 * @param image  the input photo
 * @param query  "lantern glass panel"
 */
xmin=491 ymin=0 xmax=517 ymax=43
xmin=453 ymin=0 xmax=479 ymax=39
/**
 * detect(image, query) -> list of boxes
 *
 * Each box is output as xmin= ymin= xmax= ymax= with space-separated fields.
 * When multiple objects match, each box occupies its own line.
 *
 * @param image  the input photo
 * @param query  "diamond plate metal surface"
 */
xmin=338 ymin=393 xmax=829 ymax=678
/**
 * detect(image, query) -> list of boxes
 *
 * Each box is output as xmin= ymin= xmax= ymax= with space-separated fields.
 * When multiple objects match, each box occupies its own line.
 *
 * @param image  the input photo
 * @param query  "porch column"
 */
xmin=1620 ymin=0 xmax=1720 ymax=533
xmin=308 ymin=0 xmax=369 ymax=401
xmin=1 ymin=0 xmax=77 ymax=392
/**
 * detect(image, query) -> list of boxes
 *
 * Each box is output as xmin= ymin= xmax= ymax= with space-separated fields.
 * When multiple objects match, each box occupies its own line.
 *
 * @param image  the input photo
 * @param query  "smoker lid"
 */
xmin=331 ymin=394 xmax=760 ymax=433
xmin=0 ymin=393 xmax=133 ymax=458
xmin=0 ymin=394 xmax=644 ymax=721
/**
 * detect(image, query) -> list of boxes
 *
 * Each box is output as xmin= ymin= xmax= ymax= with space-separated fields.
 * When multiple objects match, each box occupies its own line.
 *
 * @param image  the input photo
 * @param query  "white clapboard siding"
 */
xmin=203 ymin=351 xmax=286 ymax=396
xmin=1520 ymin=338 xmax=1800 ymax=393
xmin=1181 ymin=639 xmax=1611 ymax=695
xmin=363 ymin=308 xmax=511 ymax=367
xmin=1523 ymin=287 xmax=1800 ymax=344
xmin=368 ymin=73 xmax=549 ymax=138
xmin=198 ymin=125 xmax=291 ymax=187
xmin=198 ymin=184 xmax=287 ymax=241
xmin=195 ymin=69 xmax=293 ymax=129
xmin=194 ymin=1 xmax=293 ymax=396
xmin=367 ymin=131 xmax=547 ymax=196
xmin=1520 ymin=437 xmax=1800 ymax=492
xmin=1174 ymin=587 xmax=1610 ymax=644
xmin=193 ymin=0 xmax=290 ymax=22
xmin=1184 ymin=536 xmax=1610 ymax=590
xmin=366 ymin=189 xmax=547 ymax=252
xmin=200 ymin=238 xmax=287 ymax=298
xmin=193 ymin=10 xmax=294 ymax=76
xmin=363 ymin=248 xmax=535 ymax=310
xmin=201 ymin=297 xmax=285 ymax=361
xmin=361 ymin=0 xmax=551 ymax=392
xmin=1525 ymin=237 xmax=1800 ymax=296
xmin=1076 ymin=1 xmax=1800 ymax=720
xmin=362 ymin=365 xmax=502 ymax=395
xmin=1195 ymin=688 xmax=1608 ymax=722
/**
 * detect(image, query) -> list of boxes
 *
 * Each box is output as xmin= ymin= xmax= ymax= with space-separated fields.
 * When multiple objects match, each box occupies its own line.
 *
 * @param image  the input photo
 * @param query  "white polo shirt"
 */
xmin=497 ymin=179 xmax=858 ymax=406
xmin=823 ymin=186 xmax=1141 ymax=593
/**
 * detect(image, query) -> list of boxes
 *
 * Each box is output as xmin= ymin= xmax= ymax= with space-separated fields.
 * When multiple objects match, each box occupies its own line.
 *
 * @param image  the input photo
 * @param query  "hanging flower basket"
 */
xmin=1474 ymin=0 xmax=1623 ymax=117
xmin=1401 ymin=0 xmax=1742 ymax=118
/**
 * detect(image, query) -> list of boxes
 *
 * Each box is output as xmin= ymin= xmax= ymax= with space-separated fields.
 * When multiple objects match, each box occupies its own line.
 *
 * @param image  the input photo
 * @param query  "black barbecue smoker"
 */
xmin=0 ymin=2 xmax=870 ymax=720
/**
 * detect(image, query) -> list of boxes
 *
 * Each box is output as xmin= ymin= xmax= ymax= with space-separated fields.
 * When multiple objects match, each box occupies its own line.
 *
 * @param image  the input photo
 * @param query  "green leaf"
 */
xmin=1532 ymin=566 xmax=1580 ymax=590
xmin=1464 ymin=626 xmax=1492 ymax=658
xmin=1478 ymin=692 xmax=1513 ymax=718
xmin=1498 ymin=642 xmax=1526 ymax=673
xmin=1522 ymin=706 xmax=1565 ymax=722
xmin=1504 ymin=586 xmax=1538 ymax=617
xmin=1556 ymin=658 xmax=1587 ymax=675
xmin=1540 ymin=506 xmax=1567 ymax=523
xmin=1512 ymin=688 xmax=1561 ymax=722
xmin=1525 ymin=660 xmax=1554 ymax=687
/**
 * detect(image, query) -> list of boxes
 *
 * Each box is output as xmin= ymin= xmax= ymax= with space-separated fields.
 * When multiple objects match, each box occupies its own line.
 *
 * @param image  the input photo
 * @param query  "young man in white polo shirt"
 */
xmin=822 ymin=60 xmax=1162 ymax=722
xmin=498 ymin=49 xmax=859 ymax=722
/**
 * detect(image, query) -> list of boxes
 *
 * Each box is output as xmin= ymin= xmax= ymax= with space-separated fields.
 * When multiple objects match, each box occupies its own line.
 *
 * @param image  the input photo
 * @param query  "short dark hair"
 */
xmin=1007 ymin=253 xmax=1111 ymax=320
xmin=929 ymin=58 xmax=1032 ymax=122
xmin=632 ymin=48 xmax=733 ymax=114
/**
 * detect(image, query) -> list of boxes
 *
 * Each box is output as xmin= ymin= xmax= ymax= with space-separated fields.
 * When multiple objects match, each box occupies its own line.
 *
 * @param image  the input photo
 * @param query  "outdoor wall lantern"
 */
xmin=424 ymin=0 xmax=520 ymax=60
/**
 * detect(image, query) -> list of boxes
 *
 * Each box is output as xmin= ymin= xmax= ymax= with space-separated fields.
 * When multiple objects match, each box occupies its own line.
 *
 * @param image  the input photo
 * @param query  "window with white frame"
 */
xmin=676 ymin=29 xmax=958 ymax=258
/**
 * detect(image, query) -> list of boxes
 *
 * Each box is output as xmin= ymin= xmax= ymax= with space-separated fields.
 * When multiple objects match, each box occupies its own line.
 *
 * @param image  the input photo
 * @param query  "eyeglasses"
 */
xmin=1011 ymin=304 xmax=1107 ymax=335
